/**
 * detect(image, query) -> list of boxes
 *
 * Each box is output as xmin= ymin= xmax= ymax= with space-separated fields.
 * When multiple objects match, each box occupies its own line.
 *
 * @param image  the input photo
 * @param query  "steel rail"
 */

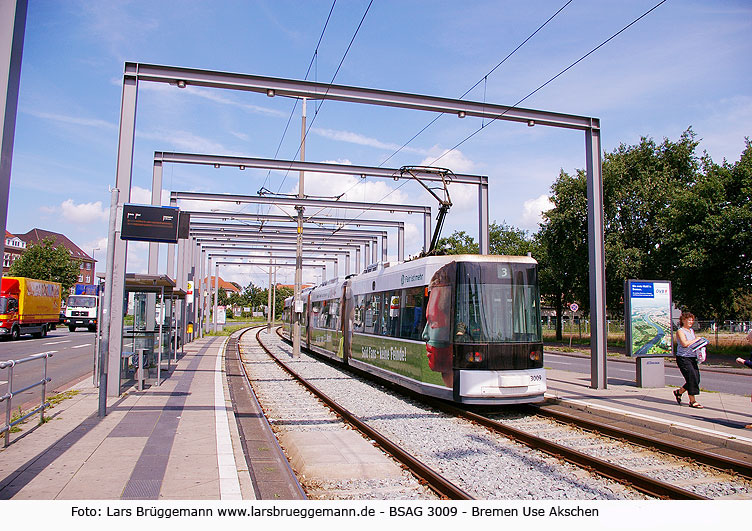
xmin=425 ymin=400 xmax=708 ymax=500
xmin=253 ymin=328 xmax=473 ymax=500
xmin=273 ymin=327 xmax=707 ymax=500
xmin=528 ymin=403 xmax=752 ymax=479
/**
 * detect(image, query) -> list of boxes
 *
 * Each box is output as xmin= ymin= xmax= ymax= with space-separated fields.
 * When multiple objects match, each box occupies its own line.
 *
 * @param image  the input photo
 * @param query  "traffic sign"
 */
xmin=569 ymin=303 xmax=579 ymax=312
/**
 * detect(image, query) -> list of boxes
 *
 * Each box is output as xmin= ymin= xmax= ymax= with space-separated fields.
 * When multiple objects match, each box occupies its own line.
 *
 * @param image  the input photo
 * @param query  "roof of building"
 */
xmin=18 ymin=228 xmax=93 ymax=261
xmin=204 ymin=276 xmax=242 ymax=293
xmin=4 ymin=231 xmax=25 ymax=249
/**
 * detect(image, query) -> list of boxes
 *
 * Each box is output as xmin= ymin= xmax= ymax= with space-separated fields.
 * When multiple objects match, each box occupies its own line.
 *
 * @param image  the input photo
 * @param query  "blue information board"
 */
xmin=625 ymin=279 xmax=673 ymax=357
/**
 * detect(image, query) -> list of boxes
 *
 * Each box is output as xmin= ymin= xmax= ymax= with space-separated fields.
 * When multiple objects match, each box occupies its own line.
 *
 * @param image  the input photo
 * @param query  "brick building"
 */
xmin=16 ymin=228 xmax=96 ymax=292
xmin=2 ymin=230 xmax=26 ymax=274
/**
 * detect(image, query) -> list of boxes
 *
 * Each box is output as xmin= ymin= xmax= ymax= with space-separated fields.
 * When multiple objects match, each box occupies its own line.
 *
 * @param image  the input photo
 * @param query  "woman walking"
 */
xmin=673 ymin=311 xmax=703 ymax=408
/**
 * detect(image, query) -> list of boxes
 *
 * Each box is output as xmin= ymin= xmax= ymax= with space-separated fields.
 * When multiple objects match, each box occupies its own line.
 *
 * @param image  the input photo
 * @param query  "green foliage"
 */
xmin=8 ymin=237 xmax=80 ymax=296
xmin=534 ymin=128 xmax=751 ymax=324
xmin=434 ymin=230 xmax=478 ymax=255
xmin=490 ymin=221 xmax=536 ymax=256
xmin=275 ymin=286 xmax=293 ymax=317
xmin=217 ymin=287 xmax=229 ymax=306
xmin=535 ymin=170 xmax=590 ymax=339
xmin=665 ymin=139 xmax=752 ymax=320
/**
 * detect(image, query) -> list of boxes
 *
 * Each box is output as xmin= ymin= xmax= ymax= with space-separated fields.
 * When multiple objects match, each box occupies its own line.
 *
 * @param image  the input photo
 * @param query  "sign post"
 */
xmin=568 ymin=303 xmax=578 ymax=347
xmin=625 ymin=280 xmax=672 ymax=387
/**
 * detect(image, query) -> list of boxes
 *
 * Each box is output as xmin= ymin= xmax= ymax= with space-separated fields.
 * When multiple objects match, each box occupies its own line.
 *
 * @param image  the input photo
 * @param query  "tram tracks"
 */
xmin=244 ymin=326 xmax=468 ymax=500
xmin=241 ymin=326 xmax=752 ymax=500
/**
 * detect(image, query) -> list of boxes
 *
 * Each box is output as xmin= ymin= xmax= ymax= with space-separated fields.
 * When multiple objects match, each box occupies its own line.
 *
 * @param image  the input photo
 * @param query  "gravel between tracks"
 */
xmin=246 ymin=332 xmax=648 ymax=500
xmin=241 ymin=332 xmax=438 ymax=500
xmin=490 ymin=413 xmax=752 ymax=499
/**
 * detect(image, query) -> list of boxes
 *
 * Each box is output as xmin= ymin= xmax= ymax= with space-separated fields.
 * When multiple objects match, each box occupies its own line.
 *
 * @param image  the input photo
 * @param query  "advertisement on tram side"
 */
xmin=350 ymin=334 xmax=447 ymax=388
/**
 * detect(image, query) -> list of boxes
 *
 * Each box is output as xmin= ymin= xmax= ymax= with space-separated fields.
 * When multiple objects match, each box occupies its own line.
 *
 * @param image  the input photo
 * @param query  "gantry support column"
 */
xmin=586 ymin=124 xmax=607 ymax=389
xmin=106 ymin=65 xmax=138 ymax=397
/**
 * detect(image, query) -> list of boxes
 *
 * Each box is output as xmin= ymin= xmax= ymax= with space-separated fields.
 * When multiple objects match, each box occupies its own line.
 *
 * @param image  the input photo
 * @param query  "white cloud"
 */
xmin=520 ymin=194 xmax=554 ymax=231
xmin=22 ymin=109 xmax=116 ymax=131
xmin=312 ymin=128 xmax=429 ymax=155
xmin=419 ymin=147 xmax=476 ymax=174
xmin=137 ymin=129 xmax=236 ymax=156
xmin=41 ymin=199 xmax=108 ymax=224
xmin=137 ymin=82 xmax=287 ymax=118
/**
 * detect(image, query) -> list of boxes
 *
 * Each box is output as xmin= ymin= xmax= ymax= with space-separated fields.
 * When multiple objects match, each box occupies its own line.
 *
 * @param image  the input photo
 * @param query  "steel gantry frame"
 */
xmin=108 ymin=62 xmax=606 ymax=399
xmin=191 ymin=226 xmax=385 ymax=268
xmin=184 ymin=211 xmax=406 ymax=261
xmin=173 ymin=218 xmax=381 ymax=346
xmin=152 ymin=150 xmax=488 ymax=248
xmin=204 ymin=249 xmax=336 ymax=335
xmin=171 ymin=190 xmax=432 ymax=249
xmin=161 ymin=214 xmax=398 ymax=296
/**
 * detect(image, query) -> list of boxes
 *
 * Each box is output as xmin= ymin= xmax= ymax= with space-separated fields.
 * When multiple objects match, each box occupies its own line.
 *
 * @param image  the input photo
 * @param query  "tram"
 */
xmin=281 ymin=254 xmax=545 ymax=405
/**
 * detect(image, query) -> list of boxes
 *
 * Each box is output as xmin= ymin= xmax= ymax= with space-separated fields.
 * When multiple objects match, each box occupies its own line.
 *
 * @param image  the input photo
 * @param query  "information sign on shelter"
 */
xmin=624 ymin=280 xmax=673 ymax=357
xmin=186 ymin=281 xmax=194 ymax=304
xmin=121 ymin=204 xmax=180 ymax=243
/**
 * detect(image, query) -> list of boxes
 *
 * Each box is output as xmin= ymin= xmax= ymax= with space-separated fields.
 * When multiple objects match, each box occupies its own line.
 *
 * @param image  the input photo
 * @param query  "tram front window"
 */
xmin=454 ymin=262 xmax=541 ymax=343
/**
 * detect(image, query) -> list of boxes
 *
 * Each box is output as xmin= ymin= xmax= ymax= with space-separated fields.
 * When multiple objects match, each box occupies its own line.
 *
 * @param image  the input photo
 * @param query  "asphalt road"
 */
xmin=545 ymin=351 xmax=752 ymax=397
xmin=0 ymin=327 xmax=96 ymax=409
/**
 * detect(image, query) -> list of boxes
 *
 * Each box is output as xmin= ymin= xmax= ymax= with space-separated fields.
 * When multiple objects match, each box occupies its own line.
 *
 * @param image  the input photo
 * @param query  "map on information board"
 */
xmin=625 ymin=280 xmax=673 ymax=357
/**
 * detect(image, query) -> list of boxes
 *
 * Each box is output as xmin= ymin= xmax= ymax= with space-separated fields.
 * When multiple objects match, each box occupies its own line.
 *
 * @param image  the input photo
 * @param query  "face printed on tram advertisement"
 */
xmin=422 ymin=264 xmax=455 ymax=385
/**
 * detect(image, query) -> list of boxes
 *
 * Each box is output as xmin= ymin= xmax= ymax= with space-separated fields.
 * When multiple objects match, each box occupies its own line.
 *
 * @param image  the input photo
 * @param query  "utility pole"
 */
xmin=267 ymin=256 xmax=272 ymax=333
xmin=293 ymin=98 xmax=306 ymax=357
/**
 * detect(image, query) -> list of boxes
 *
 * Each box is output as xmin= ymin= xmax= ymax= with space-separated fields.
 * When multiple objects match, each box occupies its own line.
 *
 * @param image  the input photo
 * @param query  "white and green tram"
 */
xmin=282 ymin=254 xmax=545 ymax=405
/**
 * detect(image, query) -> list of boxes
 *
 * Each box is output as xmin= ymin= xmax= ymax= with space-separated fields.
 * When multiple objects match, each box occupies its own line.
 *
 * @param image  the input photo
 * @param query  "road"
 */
xmin=0 ymin=328 xmax=96 ymax=409
xmin=545 ymin=351 xmax=751 ymax=397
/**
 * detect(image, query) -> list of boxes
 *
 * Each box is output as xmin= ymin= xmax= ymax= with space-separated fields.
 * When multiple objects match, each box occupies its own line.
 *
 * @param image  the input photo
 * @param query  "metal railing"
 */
xmin=1 ymin=352 xmax=53 ymax=447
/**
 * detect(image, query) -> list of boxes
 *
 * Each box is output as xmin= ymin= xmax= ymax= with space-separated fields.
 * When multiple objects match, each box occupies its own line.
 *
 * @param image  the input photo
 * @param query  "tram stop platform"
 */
xmin=544 ymin=349 xmax=752 ymax=459
xmin=0 ymin=335 xmax=751 ymax=500
xmin=0 ymin=333 xmax=304 ymax=500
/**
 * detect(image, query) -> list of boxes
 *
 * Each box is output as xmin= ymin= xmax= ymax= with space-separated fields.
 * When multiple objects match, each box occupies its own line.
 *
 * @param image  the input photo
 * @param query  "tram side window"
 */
xmin=310 ymin=301 xmax=321 ymax=328
xmin=352 ymin=295 xmax=365 ymax=333
xmin=328 ymin=298 xmax=340 ymax=331
xmin=321 ymin=301 xmax=330 ymax=329
xmin=383 ymin=290 xmax=401 ymax=337
xmin=363 ymin=293 xmax=382 ymax=335
xmin=400 ymin=286 xmax=425 ymax=340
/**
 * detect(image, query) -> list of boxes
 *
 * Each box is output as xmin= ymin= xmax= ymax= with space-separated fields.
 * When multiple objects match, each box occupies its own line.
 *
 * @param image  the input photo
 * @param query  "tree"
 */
xmin=536 ymin=170 xmax=589 ymax=339
xmin=602 ymin=129 xmax=701 ymax=314
xmin=490 ymin=221 xmax=536 ymax=256
xmin=8 ymin=237 xmax=80 ymax=296
xmin=665 ymin=139 xmax=752 ymax=320
xmin=217 ymin=287 xmax=229 ymax=306
xmin=434 ymin=230 xmax=478 ymax=255
xmin=274 ymin=285 xmax=293 ymax=317
xmin=435 ymin=221 xmax=536 ymax=256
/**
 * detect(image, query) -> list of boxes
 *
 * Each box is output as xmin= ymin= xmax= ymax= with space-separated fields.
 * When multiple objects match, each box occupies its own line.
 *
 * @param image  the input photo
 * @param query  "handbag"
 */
xmin=696 ymin=346 xmax=706 ymax=363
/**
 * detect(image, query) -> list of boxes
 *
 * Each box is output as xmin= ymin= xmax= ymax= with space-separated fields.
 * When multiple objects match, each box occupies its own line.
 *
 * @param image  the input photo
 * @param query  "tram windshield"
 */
xmin=454 ymin=261 xmax=541 ymax=343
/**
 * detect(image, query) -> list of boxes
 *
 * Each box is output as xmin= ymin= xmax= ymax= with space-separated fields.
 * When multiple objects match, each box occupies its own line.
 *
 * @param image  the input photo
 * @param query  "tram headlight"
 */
xmin=529 ymin=349 xmax=542 ymax=362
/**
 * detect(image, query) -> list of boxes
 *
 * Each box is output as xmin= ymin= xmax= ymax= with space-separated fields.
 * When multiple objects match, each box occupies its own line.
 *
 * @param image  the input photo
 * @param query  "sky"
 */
xmin=6 ymin=0 xmax=752 ymax=288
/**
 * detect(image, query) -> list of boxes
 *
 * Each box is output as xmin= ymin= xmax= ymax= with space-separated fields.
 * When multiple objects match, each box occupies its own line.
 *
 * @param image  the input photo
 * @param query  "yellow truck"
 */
xmin=0 ymin=277 xmax=61 ymax=340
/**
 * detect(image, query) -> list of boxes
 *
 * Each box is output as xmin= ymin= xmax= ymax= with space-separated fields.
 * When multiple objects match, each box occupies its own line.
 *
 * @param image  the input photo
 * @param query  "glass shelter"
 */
xmin=119 ymin=274 xmax=185 ymax=392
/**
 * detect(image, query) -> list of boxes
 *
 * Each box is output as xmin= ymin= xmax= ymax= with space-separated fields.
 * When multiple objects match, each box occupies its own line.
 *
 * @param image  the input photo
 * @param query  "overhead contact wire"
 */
xmin=323 ymin=0 xmax=668 ymax=243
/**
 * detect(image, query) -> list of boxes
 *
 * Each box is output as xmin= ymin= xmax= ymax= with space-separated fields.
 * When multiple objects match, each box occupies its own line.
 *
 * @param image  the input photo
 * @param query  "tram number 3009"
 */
xmin=390 ymin=507 xmax=458 ymax=517
xmin=530 ymin=374 xmax=543 ymax=382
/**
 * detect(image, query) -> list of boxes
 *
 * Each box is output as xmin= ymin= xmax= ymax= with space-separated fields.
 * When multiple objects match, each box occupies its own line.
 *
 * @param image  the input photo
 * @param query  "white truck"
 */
xmin=64 ymin=294 xmax=98 ymax=332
